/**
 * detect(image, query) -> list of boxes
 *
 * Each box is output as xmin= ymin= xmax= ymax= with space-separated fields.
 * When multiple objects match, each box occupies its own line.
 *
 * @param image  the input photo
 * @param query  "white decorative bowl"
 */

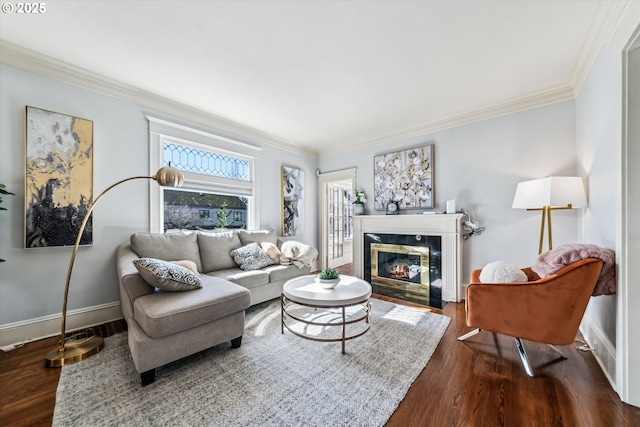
xmin=315 ymin=277 xmax=340 ymax=289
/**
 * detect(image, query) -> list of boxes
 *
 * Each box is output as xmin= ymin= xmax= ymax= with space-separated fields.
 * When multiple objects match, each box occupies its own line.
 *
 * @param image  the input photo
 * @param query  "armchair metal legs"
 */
xmin=514 ymin=338 xmax=534 ymax=377
xmin=514 ymin=339 xmax=568 ymax=377
xmin=458 ymin=329 xmax=569 ymax=377
xmin=547 ymin=344 xmax=567 ymax=360
xmin=457 ymin=328 xmax=481 ymax=341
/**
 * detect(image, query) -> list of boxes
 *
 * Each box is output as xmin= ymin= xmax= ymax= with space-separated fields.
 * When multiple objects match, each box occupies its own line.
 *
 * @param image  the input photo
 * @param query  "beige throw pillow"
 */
xmin=170 ymin=260 xmax=199 ymax=275
xmin=260 ymin=242 xmax=282 ymax=264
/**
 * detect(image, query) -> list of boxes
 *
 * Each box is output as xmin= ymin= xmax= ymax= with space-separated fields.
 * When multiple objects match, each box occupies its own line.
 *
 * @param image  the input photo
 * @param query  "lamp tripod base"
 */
xmin=45 ymin=335 xmax=104 ymax=367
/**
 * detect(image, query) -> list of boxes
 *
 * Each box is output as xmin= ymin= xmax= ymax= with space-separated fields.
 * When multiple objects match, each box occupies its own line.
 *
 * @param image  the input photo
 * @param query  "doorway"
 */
xmin=327 ymin=180 xmax=353 ymax=269
xmin=317 ymin=168 xmax=357 ymax=271
xmin=618 ymin=26 xmax=640 ymax=407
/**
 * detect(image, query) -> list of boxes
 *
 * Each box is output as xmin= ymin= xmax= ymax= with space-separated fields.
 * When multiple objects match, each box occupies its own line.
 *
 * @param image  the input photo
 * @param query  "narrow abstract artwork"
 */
xmin=373 ymin=144 xmax=434 ymax=210
xmin=25 ymin=106 xmax=94 ymax=248
xmin=281 ymin=166 xmax=304 ymax=237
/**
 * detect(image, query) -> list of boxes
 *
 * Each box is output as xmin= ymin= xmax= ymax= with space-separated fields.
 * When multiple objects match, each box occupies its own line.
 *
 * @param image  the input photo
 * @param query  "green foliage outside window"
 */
xmin=209 ymin=201 xmax=243 ymax=229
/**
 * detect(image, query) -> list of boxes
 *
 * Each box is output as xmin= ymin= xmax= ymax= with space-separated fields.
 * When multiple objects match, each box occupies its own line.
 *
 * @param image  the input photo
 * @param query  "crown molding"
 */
xmin=0 ymin=40 xmax=316 ymax=157
xmin=319 ymin=84 xmax=576 ymax=158
xmin=4 ymin=14 xmax=623 ymax=162
xmin=571 ymin=0 xmax=633 ymax=96
xmin=320 ymin=1 xmax=634 ymax=158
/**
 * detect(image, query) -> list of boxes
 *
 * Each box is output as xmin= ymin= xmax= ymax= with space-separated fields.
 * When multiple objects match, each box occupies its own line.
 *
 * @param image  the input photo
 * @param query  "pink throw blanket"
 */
xmin=531 ymin=244 xmax=616 ymax=296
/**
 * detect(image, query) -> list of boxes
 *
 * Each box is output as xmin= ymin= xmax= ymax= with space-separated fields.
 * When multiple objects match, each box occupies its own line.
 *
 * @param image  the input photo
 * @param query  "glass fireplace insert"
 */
xmin=364 ymin=233 xmax=443 ymax=308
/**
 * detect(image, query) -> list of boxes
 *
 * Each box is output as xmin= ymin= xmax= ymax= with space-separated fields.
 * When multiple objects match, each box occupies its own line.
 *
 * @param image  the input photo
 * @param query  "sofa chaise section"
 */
xmin=117 ymin=243 xmax=251 ymax=385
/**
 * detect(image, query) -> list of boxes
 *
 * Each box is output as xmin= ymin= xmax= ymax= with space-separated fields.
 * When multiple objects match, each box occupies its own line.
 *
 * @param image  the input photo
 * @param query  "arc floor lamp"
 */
xmin=512 ymin=176 xmax=587 ymax=254
xmin=45 ymin=166 xmax=184 ymax=367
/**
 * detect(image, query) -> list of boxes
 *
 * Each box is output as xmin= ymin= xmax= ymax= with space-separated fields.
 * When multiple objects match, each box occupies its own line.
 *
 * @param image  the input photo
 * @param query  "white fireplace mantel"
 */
xmin=353 ymin=214 xmax=464 ymax=302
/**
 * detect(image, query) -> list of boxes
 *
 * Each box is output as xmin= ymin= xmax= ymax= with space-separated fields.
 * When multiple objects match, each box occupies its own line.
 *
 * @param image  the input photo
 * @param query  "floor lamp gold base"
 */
xmin=45 ymin=335 xmax=104 ymax=367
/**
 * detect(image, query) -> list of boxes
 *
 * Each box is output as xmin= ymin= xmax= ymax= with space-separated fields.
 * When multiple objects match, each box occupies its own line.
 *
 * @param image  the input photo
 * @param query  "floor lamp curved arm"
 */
xmin=46 ymin=167 xmax=184 ymax=367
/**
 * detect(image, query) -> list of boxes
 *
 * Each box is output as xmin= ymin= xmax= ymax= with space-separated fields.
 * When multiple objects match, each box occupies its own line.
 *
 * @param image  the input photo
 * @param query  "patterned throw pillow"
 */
xmin=230 ymin=243 xmax=275 ymax=271
xmin=133 ymin=258 xmax=202 ymax=291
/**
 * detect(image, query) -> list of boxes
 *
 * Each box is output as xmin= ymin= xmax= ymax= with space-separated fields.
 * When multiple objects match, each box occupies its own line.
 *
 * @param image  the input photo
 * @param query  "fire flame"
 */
xmin=391 ymin=264 xmax=409 ymax=279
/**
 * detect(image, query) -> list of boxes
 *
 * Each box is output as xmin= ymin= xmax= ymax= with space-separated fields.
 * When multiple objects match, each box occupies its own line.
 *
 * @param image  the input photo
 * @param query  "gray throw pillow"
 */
xmin=133 ymin=258 xmax=202 ymax=291
xmin=230 ymin=243 xmax=274 ymax=271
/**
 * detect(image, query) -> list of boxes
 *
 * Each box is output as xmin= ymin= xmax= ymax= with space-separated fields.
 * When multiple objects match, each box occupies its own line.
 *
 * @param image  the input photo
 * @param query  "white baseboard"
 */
xmin=579 ymin=316 xmax=617 ymax=389
xmin=0 ymin=302 xmax=123 ymax=348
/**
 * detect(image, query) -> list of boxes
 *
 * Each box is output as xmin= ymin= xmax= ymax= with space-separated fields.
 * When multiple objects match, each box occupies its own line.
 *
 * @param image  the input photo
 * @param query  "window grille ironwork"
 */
xmin=164 ymin=142 xmax=249 ymax=180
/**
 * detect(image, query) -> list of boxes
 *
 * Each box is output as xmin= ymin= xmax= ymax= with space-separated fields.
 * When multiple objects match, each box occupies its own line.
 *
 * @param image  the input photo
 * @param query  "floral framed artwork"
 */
xmin=281 ymin=165 xmax=305 ymax=237
xmin=373 ymin=144 xmax=434 ymax=211
xmin=25 ymin=106 xmax=94 ymax=248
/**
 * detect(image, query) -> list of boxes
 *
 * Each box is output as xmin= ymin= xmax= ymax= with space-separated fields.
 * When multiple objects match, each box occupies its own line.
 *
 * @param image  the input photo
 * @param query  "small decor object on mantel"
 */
xmin=353 ymin=189 xmax=367 ymax=215
xmin=315 ymin=268 xmax=340 ymax=288
xmin=386 ymin=201 xmax=399 ymax=215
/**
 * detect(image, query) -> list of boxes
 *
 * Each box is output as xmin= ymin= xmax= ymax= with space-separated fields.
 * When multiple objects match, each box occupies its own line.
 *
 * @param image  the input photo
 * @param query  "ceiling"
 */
xmin=0 ymin=1 xmax=629 ymax=156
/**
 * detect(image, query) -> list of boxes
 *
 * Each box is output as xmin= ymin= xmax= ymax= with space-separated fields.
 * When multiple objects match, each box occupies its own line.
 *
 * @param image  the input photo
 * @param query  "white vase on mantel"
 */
xmin=354 ymin=204 xmax=365 ymax=215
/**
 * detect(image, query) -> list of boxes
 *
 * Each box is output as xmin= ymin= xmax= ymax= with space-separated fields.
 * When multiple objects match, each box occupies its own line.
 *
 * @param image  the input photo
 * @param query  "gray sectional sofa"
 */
xmin=116 ymin=229 xmax=317 ymax=385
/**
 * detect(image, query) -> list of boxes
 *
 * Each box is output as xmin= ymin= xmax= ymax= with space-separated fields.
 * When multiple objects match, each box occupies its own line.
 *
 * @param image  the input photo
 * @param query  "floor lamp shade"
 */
xmin=512 ymin=176 xmax=587 ymax=254
xmin=45 ymin=167 xmax=184 ymax=367
xmin=512 ymin=177 xmax=587 ymax=209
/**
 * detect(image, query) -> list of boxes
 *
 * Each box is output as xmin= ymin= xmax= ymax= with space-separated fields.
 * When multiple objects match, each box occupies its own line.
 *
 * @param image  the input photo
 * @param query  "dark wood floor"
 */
xmin=1 ymin=265 xmax=639 ymax=427
xmin=0 ymin=321 xmax=127 ymax=426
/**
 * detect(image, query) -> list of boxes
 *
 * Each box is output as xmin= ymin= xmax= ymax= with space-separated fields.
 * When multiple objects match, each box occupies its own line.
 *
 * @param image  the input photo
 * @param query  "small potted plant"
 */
xmin=353 ymin=190 xmax=366 ymax=215
xmin=315 ymin=268 xmax=340 ymax=288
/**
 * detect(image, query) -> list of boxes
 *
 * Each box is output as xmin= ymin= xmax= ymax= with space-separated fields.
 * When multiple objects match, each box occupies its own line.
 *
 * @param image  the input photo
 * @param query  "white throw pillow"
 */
xmin=479 ymin=261 xmax=527 ymax=283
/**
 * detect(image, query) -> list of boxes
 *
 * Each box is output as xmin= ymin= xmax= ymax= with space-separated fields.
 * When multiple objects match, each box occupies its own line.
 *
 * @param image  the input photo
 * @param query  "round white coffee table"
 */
xmin=281 ymin=274 xmax=372 ymax=354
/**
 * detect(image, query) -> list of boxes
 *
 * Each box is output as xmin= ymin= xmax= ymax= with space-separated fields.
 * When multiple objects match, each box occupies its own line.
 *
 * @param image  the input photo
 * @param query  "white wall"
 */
xmin=318 ymin=101 xmax=579 ymax=281
xmin=0 ymin=65 xmax=317 ymax=339
xmin=575 ymin=43 xmax=618 ymax=350
xmin=622 ymin=41 xmax=640 ymax=408
xmin=577 ymin=5 xmax=640 ymax=404
xmin=0 ymin=65 xmax=150 ymax=327
xmin=575 ymin=32 xmax=640 ymax=399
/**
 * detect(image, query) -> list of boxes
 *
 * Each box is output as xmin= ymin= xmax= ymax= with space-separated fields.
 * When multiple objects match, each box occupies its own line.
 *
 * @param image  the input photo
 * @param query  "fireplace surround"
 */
xmin=366 ymin=235 xmax=442 ymax=307
xmin=353 ymin=214 xmax=464 ymax=304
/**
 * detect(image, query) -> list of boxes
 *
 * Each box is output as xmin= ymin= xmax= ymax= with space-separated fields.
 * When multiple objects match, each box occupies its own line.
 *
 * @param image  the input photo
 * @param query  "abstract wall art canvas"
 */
xmin=281 ymin=165 xmax=305 ymax=237
xmin=25 ymin=106 xmax=94 ymax=248
xmin=373 ymin=144 xmax=434 ymax=210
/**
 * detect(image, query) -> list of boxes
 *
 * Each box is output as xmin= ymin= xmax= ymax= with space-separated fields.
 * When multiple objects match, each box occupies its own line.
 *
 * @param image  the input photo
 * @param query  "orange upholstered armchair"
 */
xmin=458 ymin=258 xmax=603 ymax=376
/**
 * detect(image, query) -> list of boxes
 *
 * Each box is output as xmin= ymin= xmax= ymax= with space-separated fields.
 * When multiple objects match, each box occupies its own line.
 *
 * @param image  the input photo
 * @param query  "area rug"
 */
xmin=53 ymin=298 xmax=450 ymax=427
